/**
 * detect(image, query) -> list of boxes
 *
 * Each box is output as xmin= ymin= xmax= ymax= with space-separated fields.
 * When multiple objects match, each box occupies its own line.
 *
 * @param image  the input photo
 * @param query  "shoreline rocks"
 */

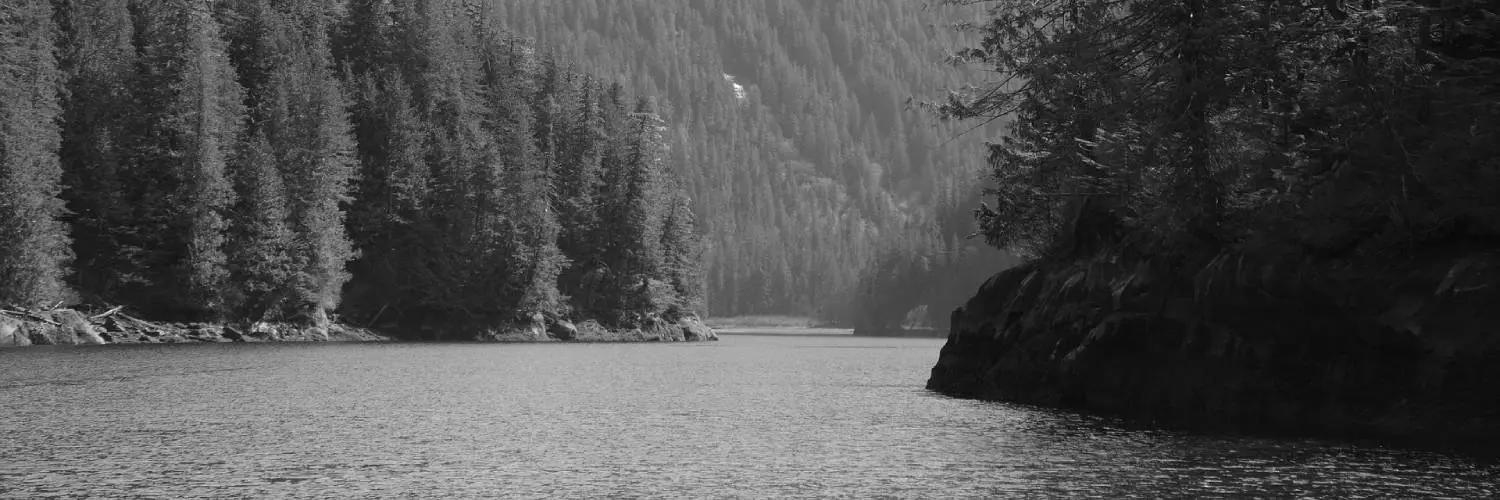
xmin=0 ymin=308 xmax=390 ymax=346
xmin=0 ymin=307 xmax=719 ymax=348
xmin=416 ymin=314 xmax=720 ymax=343
xmin=927 ymin=249 xmax=1500 ymax=451
xmin=2 ymin=308 xmax=721 ymax=347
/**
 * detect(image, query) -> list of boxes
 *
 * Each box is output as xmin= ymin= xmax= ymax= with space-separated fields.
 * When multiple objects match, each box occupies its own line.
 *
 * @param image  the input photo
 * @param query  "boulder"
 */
xmin=547 ymin=319 xmax=579 ymax=341
xmin=47 ymin=310 xmax=107 ymax=345
xmin=24 ymin=314 xmax=81 ymax=345
xmin=28 ymin=325 xmax=61 ymax=345
xmin=0 ymin=316 xmax=30 ymax=347
xmin=679 ymin=316 xmax=719 ymax=342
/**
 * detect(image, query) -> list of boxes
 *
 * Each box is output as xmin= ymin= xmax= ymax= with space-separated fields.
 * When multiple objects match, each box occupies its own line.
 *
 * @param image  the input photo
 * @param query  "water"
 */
xmin=2 ymin=333 xmax=1496 ymax=498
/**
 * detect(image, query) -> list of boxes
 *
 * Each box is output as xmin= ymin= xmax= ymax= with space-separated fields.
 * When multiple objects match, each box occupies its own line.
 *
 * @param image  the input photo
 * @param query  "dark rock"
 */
xmin=928 ymin=252 xmax=1500 ymax=449
xmin=547 ymin=319 xmax=579 ymax=341
xmin=29 ymin=330 xmax=57 ymax=345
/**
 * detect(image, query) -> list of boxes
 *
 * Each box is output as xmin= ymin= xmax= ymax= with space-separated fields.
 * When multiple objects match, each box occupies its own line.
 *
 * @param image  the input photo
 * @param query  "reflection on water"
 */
xmin=1 ymin=335 xmax=1496 ymax=498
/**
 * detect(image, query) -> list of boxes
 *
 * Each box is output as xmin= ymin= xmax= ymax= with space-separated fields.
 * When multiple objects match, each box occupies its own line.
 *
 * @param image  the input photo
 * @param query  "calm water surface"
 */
xmin=2 ymin=332 xmax=1497 ymax=498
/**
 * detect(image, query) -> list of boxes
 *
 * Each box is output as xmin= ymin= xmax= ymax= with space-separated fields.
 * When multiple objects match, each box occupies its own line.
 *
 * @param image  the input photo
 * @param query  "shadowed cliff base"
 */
xmin=927 ymin=245 xmax=1500 ymax=454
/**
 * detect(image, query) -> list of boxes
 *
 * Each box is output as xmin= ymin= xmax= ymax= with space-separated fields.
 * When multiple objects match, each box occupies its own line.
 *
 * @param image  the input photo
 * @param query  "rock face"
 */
xmin=928 ymin=250 xmax=1500 ymax=448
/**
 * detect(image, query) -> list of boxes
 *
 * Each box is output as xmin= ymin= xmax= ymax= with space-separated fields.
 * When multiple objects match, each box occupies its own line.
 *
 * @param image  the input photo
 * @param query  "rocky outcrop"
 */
xmin=0 ymin=308 xmax=389 ymax=347
xmin=679 ymin=317 xmax=719 ymax=342
xmin=928 ymin=249 xmax=1500 ymax=449
xmin=0 ymin=309 xmax=106 ymax=345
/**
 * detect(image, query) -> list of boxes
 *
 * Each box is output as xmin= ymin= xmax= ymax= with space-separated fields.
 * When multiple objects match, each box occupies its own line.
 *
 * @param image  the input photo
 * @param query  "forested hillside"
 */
xmin=2 ymin=0 xmax=705 ymax=335
xmin=483 ymin=1 xmax=1001 ymax=320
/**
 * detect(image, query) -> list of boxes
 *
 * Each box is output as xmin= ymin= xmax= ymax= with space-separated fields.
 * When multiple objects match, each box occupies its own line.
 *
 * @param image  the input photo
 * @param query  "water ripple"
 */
xmin=1 ymin=336 xmax=1496 ymax=498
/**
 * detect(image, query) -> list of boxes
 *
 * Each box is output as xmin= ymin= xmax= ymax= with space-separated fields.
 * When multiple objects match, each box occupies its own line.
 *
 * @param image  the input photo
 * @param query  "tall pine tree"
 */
xmin=0 ymin=0 xmax=72 ymax=308
xmin=53 ymin=0 xmax=134 ymax=302
xmin=123 ymin=0 xmax=244 ymax=318
xmin=226 ymin=132 xmax=294 ymax=320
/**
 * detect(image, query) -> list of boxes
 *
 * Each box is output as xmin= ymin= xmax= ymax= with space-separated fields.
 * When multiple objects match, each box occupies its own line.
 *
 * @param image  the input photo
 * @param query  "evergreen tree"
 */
xmin=121 ymin=0 xmax=244 ymax=318
xmin=271 ymin=8 xmax=359 ymax=321
xmin=0 ymin=0 xmax=72 ymax=308
xmin=344 ymin=71 xmax=433 ymax=321
xmin=484 ymin=41 xmax=565 ymax=316
xmin=600 ymin=97 xmax=672 ymax=322
xmin=54 ymin=0 xmax=134 ymax=302
xmin=660 ymin=187 xmax=704 ymax=317
xmin=554 ymin=75 xmax=606 ymax=309
xmin=226 ymin=133 xmax=295 ymax=320
xmin=223 ymin=0 xmax=358 ymax=321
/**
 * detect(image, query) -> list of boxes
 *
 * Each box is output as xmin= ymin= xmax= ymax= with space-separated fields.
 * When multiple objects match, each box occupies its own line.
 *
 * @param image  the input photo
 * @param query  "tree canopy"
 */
xmin=0 ymin=0 xmax=706 ymax=334
xmin=940 ymin=0 xmax=1500 ymax=264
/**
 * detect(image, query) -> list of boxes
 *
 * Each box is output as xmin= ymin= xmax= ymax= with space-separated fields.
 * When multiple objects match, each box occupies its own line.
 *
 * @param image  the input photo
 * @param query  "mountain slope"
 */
xmin=482 ymin=0 xmax=996 ymax=319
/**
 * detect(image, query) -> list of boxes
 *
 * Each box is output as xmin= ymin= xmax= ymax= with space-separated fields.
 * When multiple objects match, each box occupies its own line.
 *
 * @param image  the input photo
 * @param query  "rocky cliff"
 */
xmin=927 ymin=248 xmax=1500 ymax=449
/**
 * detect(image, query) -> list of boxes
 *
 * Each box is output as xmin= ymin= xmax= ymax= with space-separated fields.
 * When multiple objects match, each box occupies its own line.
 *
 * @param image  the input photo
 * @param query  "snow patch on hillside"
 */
xmin=722 ymin=73 xmax=746 ymax=100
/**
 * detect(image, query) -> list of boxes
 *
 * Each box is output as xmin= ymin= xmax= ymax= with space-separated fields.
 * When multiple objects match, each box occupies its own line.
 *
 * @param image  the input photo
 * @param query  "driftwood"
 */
xmin=0 ymin=308 xmax=60 ymax=325
xmin=91 ymin=306 xmax=125 ymax=320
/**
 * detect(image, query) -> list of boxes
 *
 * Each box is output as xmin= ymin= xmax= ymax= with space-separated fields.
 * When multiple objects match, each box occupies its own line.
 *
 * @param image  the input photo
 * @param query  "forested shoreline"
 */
xmin=927 ymin=0 xmax=1500 ymax=447
xmin=1 ymin=0 xmax=705 ymax=339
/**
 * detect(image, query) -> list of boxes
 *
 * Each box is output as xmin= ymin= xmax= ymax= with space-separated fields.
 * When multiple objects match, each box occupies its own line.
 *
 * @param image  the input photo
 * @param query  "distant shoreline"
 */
xmin=713 ymin=326 xmax=853 ymax=337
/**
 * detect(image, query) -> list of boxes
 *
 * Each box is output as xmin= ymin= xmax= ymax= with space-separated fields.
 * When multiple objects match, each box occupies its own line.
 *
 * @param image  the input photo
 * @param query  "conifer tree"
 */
xmin=224 ymin=0 xmax=358 ymax=321
xmin=272 ymin=12 xmax=359 ymax=321
xmin=122 ymin=0 xmax=244 ymax=317
xmin=344 ymin=72 xmax=434 ymax=320
xmin=621 ymin=97 xmax=670 ymax=275
xmin=227 ymin=133 xmax=294 ymax=320
xmin=660 ymin=187 xmax=705 ymax=316
xmin=0 ymin=0 xmax=72 ymax=308
xmin=470 ymin=32 xmax=565 ymax=318
xmin=554 ymin=75 xmax=606 ymax=309
xmin=54 ymin=0 xmax=134 ymax=301
xmin=598 ymin=97 xmax=672 ymax=321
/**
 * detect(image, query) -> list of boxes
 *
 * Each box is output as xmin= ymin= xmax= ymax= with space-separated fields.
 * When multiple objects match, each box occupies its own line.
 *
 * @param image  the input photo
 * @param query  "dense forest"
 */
xmin=1 ymin=0 xmax=704 ymax=333
xmin=941 ymin=0 xmax=1499 ymax=265
xmin=480 ymin=1 xmax=1009 ymax=321
xmin=4 ymin=0 xmax=1022 ymax=330
xmin=925 ymin=0 xmax=1500 ymax=445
